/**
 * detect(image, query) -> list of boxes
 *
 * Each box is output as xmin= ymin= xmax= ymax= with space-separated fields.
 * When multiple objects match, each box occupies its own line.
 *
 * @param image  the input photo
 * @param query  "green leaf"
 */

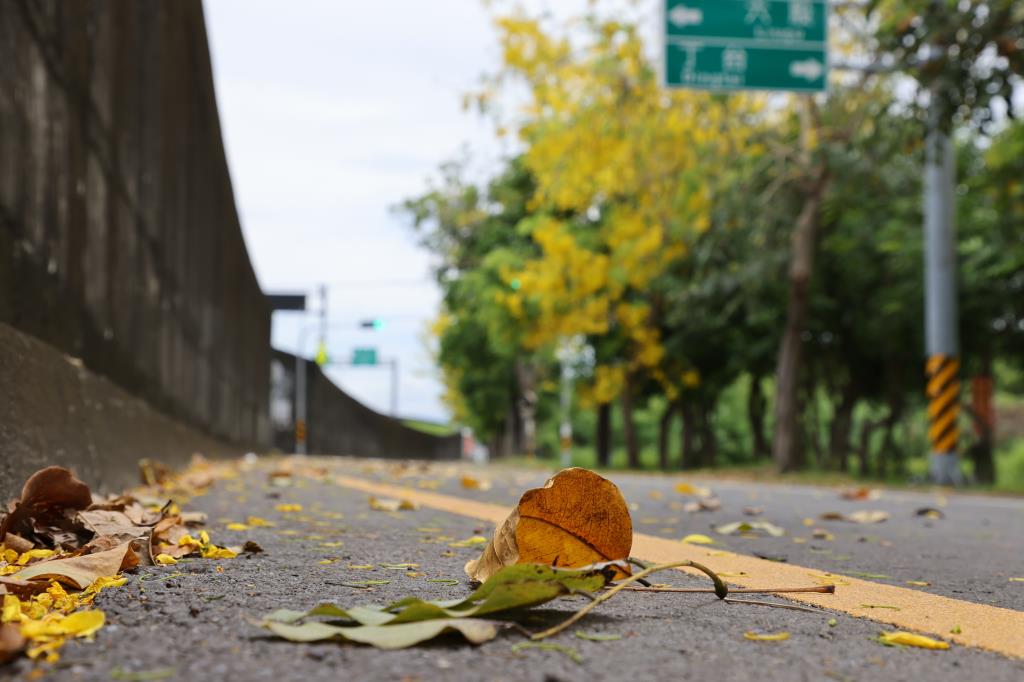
xmin=263 ymin=562 xmax=621 ymax=630
xmin=264 ymin=618 xmax=498 ymax=649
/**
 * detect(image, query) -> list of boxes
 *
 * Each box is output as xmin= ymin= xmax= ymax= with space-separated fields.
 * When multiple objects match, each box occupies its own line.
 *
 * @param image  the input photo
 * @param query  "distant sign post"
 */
xmin=662 ymin=0 xmax=827 ymax=92
xmin=352 ymin=348 xmax=378 ymax=366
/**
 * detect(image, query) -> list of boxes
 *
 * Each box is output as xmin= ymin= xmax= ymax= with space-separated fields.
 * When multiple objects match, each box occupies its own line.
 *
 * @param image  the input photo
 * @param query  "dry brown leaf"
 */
xmin=0 ymin=467 xmax=93 ymax=540
xmin=0 ymin=576 xmax=51 ymax=598
xmin=465 ymin=468 xmax=632 ymax=582
xmin=1 ymin=533 xmax=33 ymax=553
xmin=839 ymin=487 xmax=879 ymax=501
xmin=15 ymin=541 xmax=139 ymax=589
xmin=76 ymin=510 xmax=150 ymax=544
xmin=0 ymin=623 xmax=26 ymax=664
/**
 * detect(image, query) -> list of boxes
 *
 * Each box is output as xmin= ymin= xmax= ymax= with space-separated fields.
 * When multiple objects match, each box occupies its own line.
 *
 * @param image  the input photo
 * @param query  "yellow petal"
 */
xmin=448 ymin=535 xmax=488 ymax=548
xmin=879 ymin=631 xmax=950 ymax=650
xmin=17 ymin=549 xmax=56 ymax=565
xmin=155 ymin=554 xmax=178 ymax=565
xmin=226 ymin=523 xmax=250 ymax=531
xmin=60 ymin=610 xmax=105 ymax=637
xmin=681 ymin=534 xmax=714 ymax=545
xmin=274 ymin=504 xmax=302 ymax=513
xmin=246 ymin=516 xmax=275 ymax=527
xmin=744 ymin=631 xmax=790 ymax=641
xmin=2 ymin=595 xmax=22 ymax=623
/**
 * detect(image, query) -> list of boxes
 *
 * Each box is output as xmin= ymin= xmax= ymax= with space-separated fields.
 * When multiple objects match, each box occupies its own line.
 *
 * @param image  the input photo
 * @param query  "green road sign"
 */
xmin=352 ymin=348 xmax=378 ymax=366
xmin=663 ymin=0 xmax=827 ymax=92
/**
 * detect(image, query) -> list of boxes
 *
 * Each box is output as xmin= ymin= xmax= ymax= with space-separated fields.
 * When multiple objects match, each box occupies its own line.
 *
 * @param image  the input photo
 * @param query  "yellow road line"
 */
xmin=335 ymin=473 xmax=1024 ymax=659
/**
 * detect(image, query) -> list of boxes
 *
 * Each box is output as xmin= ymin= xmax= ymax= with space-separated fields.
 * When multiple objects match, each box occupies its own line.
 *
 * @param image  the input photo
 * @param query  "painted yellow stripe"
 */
xmin=928 ymin=409 xmax=958 ymax=443
xmin=927 ymin=386 xmax=959 ymax=419
xmin=936 ymin=429 xmax=960 ymax=453
xmin=334 ymin=473 xmax=1024 ymax=660
xmin=927 ymin=363 xmax=959 ymax=397
xmin=925 ymin=354 xmax=948 ymax=375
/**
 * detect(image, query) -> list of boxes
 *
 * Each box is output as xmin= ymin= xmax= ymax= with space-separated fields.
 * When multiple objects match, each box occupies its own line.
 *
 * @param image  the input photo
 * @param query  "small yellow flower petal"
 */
xmin=879 ymin=631 xmax=950 ymax=650
xmin=155 ymin=554 xmax=178 ymax=565
xmin=681 ymin=534 xmax=714 ymax=545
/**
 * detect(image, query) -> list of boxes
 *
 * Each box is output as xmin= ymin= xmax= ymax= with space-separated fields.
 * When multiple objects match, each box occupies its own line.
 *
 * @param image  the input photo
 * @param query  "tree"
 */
xmin=399 ymin=157 xmax=553 ymax=456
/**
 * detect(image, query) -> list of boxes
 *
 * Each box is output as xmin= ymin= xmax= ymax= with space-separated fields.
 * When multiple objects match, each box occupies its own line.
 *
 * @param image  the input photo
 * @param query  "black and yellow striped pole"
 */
xmin=924 ymin=100 xmax=962 ymax=485
xmin=925 ymin=354 xmax=960 ymax=458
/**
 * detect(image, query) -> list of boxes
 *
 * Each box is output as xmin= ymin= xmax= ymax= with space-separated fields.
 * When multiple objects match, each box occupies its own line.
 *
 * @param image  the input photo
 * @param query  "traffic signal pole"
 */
xmin=924 ymin=109 xmax=962 ymax=486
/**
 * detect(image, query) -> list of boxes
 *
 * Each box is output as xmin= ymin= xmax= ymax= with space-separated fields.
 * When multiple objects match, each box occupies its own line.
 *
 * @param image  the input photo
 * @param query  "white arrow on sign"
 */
xmin=789 ymin=58 xmax=824 ymax=81
xmin=668 ymin=5 xmax=704 ymax=27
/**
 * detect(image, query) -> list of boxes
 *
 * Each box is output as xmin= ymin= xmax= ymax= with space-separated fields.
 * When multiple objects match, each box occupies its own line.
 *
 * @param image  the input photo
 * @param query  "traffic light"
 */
xmin=359 ymin=318 xmax=385 ymax=330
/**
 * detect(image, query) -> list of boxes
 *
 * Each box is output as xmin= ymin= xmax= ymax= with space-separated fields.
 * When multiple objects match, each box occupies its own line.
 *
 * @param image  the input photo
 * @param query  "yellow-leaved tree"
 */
xmin=475 ymin=8 xmax=762 ymax=466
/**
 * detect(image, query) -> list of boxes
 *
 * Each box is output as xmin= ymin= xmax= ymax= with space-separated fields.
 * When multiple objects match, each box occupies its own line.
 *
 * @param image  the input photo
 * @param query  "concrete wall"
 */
xmin=271 ymin=351 xmax=461 ymax=461
xmin=0 ymin=0 xmax=270 ymax=448
xmin=0 ymin=322 xmax=243 ymax=499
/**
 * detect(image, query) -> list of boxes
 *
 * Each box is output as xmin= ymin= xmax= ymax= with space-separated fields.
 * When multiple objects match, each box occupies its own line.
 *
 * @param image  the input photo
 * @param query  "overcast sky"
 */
xmin=204 ymin=0 xmax=535 ymax=422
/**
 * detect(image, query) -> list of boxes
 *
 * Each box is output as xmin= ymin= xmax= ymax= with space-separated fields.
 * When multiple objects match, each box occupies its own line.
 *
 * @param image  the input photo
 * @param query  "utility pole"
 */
xmin=389 ymin=358 xmax=399 ymax=417
xmin=924 ymin=96 xmax=962 ymax=486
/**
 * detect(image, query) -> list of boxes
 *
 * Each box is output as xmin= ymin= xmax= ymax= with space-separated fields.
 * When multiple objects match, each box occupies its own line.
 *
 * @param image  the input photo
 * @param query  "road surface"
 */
xmin=8 ymin=456 xmax=1023 ymax=681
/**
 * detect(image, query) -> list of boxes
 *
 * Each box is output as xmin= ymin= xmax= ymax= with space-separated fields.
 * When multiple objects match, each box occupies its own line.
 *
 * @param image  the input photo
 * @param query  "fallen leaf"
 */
xmin=449 ymin=536 xmax=488 ymax=548
xmin=681 ymin=534 xmax=715 ymax=545
xmin=906 ymin=580 xmax=931 ymax=587
xmin=268 ymin=562 xmax=619 ymax=627
xmin=950 ymin=625 xmax=961 ymax=634
xmin=0 ymin=467 xmax=93 ymax=541
xmin=683 ymin=497 xmax=721 ymax=513
xmin=1009 ymin=577 xmax=1024 ymax=582
xmin=715 ymin=521 xmax=785 ymax=537
xmin=847 ymin=571 xmax=892 ymax=580
xmin=839 ymin=487 xmax=879 ymax=501
xmin=742 ymin=507 xmax=764 ymax=516
xmin=674 ymin=482 xmax=711 ymax=497
xmin=511 ymin=641 xmax=582 ymax=663
xmin=460 ymin=475 xmax=492 ymax=491
xmin=819 ymin=510 xmax=890 ymax=524
xmin=744 ymin=631 xmax=790 ymax=642
xmin=915 ymin=507 xmax=945 ymax=520
xmin=76 ymin=510 xmax=150 ymax=545
xmin=225 ymin=523 xmax=250 ymax=531
xmin=242 ymin=541 xmax=264 ymax=554
xmin=848 ymin=510 xmax=890 ymax=524
xmin=16 ymin=542 xmax=138 ymax=589
xmin=812 ymin=528 xmax=834 ymax=541
xmin=154 ymin=554 xmax=177 ymax=566
xmin=0 ymin=622 xmax=26 ymax=664
xmin=0 ymin=577 xmax=50 ymax=598
xmin=1 ymin=534 xmax=33 ymax=554
xmin=265 ymin=618 xmax=498 ymax=649
xmin=246 ymin=516 xmax=275 ymax=528
xmin=368 ymin=497 xmax=417 ymax=512
xmin=464 ymin=468 xmax=632 ymax=582
xmin=878 ymin=631 xmax=949 ymax=649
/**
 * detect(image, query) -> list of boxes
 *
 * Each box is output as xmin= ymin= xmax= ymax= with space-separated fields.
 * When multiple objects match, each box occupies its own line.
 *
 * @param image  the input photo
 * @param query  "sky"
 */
xmin=204 ymin=0 xmax=524 ymax=422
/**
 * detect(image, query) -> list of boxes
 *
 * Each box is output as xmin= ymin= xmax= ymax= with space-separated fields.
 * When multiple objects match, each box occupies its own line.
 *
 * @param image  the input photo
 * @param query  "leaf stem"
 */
xmin=619 ymin=585 xmax=834 ymax=595
xmin=531 ymin=560 xmax=727 ymax=641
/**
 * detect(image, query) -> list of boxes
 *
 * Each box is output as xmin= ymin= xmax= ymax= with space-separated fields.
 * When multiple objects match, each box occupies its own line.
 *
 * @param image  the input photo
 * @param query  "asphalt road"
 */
xmin=8 ymin=457 xmax=1024 ymax=682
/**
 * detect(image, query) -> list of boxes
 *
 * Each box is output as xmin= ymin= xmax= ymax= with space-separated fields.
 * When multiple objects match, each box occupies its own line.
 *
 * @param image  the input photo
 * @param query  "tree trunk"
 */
xmin=969 ymin=351 xmax=996 ymax=485
xmin=772 ymin=99 xmax=829 ymax=473
xmin=828 ymin=384 xmax=857 ymax=472
xmin=876 ymin=398 xmax=904 ymax=479
xmin=515 ymin=362 xmax=538 ymax=459
xmin=621 ymin=376 xmax=640 ymax=469
xmin=747 ymin=375 xmax=770 ymax=459
xmin=771 ymin=176 xmax=827 ymax=472
xmin=698 ymin=401 xmax=717 ymax=468
xmin=680 ymin=401 xmax=696 ymax=470
xmin=596 ymin=402 xmax=612 ymax=467
xmin=856 ymin=417 xmax=879 ymax=478
xmin=658 ymin=402 xmax=676 ymax=471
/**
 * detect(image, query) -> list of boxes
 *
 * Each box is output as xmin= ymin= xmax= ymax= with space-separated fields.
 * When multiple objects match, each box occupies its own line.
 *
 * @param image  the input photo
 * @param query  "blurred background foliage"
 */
xmin=399 ymin=1 xmax=1024 ymax=491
